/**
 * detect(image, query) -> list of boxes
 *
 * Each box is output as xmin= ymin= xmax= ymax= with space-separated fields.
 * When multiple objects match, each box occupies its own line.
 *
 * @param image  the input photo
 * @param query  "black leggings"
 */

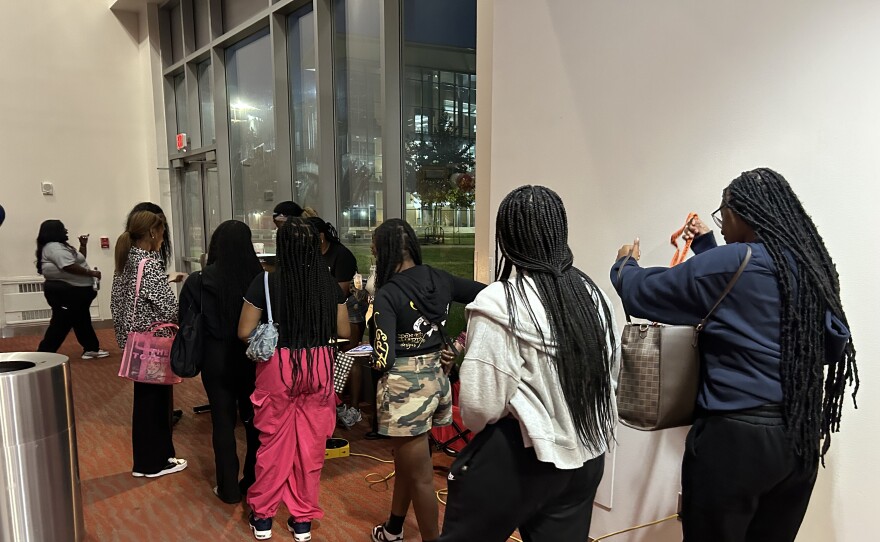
xmin=439 ymin=417 xmax=605 ymax=542
xmin=38 ymin=281 xmax=99 ymax=353
xmin=681 ymin=406 xmax=818 ymax=542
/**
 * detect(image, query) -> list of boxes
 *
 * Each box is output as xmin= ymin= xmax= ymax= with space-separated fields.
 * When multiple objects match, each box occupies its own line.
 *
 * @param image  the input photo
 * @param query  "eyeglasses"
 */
xmin=711 ymin=203 xmax=727 ymax=229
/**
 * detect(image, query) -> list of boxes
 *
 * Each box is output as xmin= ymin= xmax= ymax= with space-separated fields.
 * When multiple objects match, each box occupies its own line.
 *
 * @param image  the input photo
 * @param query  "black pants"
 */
xmin=439 ymin=417 xmax=605 ymax=542
xmin=132 ymin=382 xmax=176 ymax=474
xmin=38 ymin=281 xmax=99 ymax=353
xmin=201 ymin=340 xmax=260 ymax=503
xmin=681 ymin=406 xmax=818 ymax=542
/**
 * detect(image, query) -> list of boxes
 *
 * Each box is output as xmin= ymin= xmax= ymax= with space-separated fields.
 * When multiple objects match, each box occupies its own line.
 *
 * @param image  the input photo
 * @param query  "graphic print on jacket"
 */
xmin=371 ymin=265 xmax=484 ymax=371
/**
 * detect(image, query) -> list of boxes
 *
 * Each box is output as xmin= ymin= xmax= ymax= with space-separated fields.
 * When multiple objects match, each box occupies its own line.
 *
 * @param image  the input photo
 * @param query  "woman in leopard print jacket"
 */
xmin=111 ymin=210 xmax=186 ymax=478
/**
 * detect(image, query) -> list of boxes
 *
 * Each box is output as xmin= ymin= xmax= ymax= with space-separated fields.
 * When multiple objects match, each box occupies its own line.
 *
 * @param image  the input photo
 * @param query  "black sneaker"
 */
xmin=249 ymin=512 xmax=272 ymax=540
xmin=172 ymin=409 xmax=183 ymax=425
xmin=286 ymin=517 xmax=312 ymax=541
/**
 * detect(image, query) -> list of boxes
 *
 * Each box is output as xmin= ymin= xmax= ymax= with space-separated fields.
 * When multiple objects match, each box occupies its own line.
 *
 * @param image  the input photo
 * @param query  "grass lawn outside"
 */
xmin=349 ymin=242 xmax=476 ymax=336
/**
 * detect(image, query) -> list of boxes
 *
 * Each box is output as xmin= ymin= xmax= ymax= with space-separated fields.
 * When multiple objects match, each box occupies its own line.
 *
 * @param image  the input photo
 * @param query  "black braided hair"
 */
xmin=306 ymin=216 xmax=341 ymax=244
xmin=495 ymin=185 xmax=617 ymax=453
xmin=275 ymin=218 xmax=338 ymax=394
xmin=373 ymin=219 xmax=423 ymax=289
xmin=726 ymin=168 xmax=858 ymax=467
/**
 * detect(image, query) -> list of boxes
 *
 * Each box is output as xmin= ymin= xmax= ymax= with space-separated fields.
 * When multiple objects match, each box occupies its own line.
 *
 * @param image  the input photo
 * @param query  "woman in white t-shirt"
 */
xmin=35 ymin=219 xmax=108 ymax=358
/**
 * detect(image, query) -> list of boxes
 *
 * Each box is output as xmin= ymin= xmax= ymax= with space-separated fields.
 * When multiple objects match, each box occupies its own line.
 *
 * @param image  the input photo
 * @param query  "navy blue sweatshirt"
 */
xmin=610 ymin=233 xmax=783 ymax=411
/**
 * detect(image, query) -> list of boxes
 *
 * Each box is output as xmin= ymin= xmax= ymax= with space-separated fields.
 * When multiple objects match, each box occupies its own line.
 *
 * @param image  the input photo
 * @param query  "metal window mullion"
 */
xmin=271 ymin=12 xmax=294 ymax=203
xmin=211 ymin=46 xmax=234 ymax=221
xmin=381 ymin=0 xmax=403 ymax=220
xmin=314 ymin=0 xmax=338 ymax=222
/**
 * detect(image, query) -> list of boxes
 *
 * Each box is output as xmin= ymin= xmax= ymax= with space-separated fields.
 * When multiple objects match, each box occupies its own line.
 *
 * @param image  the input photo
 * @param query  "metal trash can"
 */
xmin=0 ymin=352 xmax=84 ymax=542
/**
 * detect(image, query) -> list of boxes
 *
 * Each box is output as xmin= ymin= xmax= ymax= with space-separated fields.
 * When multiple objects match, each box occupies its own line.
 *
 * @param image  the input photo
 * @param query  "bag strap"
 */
xmin=263 ymin=271 xmax=274 ymax=324
xmin=616 ymin=244 xmax=752 ymax=328
xmin=696 ymin=245 xmax=752 ymax=333
xmin=128 ymin=258 xmax=150 ymax=328
xmin=670 ymin=213 xmax=700 ymax=267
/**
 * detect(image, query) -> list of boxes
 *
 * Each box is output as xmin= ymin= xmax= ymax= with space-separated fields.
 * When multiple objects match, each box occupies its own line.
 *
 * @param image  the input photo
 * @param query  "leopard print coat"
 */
xmin=110 ymin=247 xmax=178 ymax=348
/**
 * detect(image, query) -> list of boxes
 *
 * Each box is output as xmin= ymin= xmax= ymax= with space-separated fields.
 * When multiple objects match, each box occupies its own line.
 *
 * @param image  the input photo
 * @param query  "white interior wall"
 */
xmin=477 ymin=1 xmax=879 ymax=539
xmin=0 ymin=0 xmax=162 ymax=322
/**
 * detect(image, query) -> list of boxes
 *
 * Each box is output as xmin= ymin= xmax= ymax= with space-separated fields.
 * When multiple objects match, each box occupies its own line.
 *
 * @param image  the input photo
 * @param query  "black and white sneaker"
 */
xmin=286 ymin=517 xmax=311 ymax=541
xmin=249 ymin=512 xmax=272 ymax=540
xmin=82 ymin=349 xmax=110 ymax=359
xmin=371 ymin=524 xmax=403 ymax=542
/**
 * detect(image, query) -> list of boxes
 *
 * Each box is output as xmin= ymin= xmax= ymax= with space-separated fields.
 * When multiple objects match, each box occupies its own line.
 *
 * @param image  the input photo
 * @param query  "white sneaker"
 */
xmin=82 ymin=349 xmax=110 ymax=359
xmin=144 ymin=457 xmax=187 ymax=478
xmin=371 ymin=524 xmax=403 ymax=542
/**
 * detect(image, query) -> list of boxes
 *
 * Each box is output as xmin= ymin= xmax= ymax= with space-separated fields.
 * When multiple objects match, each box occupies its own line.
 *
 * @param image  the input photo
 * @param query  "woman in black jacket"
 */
xmin=179 ymin=220 xmax=263 ymax=503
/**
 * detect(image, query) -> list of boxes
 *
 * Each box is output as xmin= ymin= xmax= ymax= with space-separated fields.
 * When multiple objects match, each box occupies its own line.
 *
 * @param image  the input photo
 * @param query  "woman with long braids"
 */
xmin=370 ymin=219 xmax=484 ymax=542
xmin=178 ymin=220 xmax=263 ymax=503
xmin=438 ymin=186 xmax=619 ymax=542
xmin=306 ymin=216 xmax=368 ymax=427
xmin=611 ymin=168 xmax=858 ymax=541
xmin=238 ymin=218 xmax=350 ymax=541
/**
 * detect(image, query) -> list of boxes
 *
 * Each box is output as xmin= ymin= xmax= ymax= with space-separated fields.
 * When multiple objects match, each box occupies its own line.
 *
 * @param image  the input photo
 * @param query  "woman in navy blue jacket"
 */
xmin=611 ymin=168 xmax=858 ymax=542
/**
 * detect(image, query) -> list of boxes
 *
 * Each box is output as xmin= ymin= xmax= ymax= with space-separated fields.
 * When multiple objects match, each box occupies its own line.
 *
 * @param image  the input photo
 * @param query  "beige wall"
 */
xmin=0 ymin=1 xmax=163 ymax=321
xmin=477 ymin=0 xmax=879 ymax=539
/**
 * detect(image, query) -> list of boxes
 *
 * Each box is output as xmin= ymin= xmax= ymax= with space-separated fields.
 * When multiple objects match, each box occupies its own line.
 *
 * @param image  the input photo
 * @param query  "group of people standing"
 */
xmin=30 ymin=166 xmax=858 ymax=542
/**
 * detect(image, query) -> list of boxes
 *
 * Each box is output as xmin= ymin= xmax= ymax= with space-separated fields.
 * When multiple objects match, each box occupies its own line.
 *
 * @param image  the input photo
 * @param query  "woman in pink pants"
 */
xmin=238 ymin=219 xmax=351 ymax=541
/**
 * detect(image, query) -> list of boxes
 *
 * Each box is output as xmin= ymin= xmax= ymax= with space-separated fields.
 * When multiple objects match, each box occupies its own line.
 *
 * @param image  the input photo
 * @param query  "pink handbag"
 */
xmin=118 ymin=258 xmax=182 ymax=385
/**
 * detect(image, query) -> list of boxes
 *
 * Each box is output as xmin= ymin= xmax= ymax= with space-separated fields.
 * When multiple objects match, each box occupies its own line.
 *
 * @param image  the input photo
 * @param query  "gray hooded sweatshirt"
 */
xmin=459 ymin=276 xmax=620 ymax=470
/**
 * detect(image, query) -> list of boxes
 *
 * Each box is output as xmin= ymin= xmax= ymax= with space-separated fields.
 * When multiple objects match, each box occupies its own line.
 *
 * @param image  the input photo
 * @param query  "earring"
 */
xmin=151 ymin=234 xmax=155 ymax=239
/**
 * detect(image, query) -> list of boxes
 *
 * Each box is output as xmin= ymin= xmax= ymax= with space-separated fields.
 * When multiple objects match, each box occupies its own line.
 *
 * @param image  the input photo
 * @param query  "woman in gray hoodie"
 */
xmin=439 ymin=185 xmax=620 ymax=542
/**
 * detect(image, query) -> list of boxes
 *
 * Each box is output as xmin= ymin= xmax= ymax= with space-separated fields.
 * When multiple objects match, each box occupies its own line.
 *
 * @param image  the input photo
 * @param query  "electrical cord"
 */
xmin=349 ymin=452 xmax=396 ymax=488
xmin=591 ymin=514 xmax=679 ymax=540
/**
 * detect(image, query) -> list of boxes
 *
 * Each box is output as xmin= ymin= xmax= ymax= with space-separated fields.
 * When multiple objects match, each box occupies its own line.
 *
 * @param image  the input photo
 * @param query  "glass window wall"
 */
xmin=226 ymin=30 xmax=277 ymax=251
xmin=334 ymin=0 xmax=384 ymax=244
xmin=402 ymin=1 xmax=477 ymax=245
xmin=288 ymin=7 xmax=320 ymax=210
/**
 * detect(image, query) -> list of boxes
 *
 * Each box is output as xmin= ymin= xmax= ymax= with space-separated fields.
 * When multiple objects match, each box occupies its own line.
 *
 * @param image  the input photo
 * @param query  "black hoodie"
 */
xmin=371 ymin=265 xmax=485 ymax=371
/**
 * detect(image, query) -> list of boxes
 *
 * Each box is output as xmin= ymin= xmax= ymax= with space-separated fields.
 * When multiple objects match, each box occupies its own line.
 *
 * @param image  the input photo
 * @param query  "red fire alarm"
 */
xmin=176 ymin=133 xmax=188 ymax=151
xmin=100 ymin=236 xmax=110 ymax=249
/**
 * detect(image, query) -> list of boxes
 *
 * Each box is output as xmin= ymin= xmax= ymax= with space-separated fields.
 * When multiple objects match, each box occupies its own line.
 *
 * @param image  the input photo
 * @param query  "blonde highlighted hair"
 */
xmin=115 ymin=211 xmax=166 ymax=273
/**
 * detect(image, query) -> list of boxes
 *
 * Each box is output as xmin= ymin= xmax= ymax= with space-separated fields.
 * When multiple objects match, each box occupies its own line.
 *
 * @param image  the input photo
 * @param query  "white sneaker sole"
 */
xmin=82 ymin=352 xmax=110 ymax=359
xmin=144 ymin=459 xmax=188 ymax=478
xmin=287 ymin=523 xmax=311 ymax=541
xmin=250 ymin=524 xmax=272 ymax=540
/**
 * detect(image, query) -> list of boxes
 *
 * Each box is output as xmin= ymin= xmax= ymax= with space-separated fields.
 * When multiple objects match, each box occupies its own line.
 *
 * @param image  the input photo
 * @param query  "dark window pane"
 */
xmin=173 ymin=73 xmax=188 ymax=138
xmin=198 ymin=60 xmax=215 ymax=145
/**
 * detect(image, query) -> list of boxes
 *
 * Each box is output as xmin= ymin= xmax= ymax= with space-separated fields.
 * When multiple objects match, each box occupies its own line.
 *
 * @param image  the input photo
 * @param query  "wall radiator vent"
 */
xmin=1 ymin=276 xmax=99 ymax=329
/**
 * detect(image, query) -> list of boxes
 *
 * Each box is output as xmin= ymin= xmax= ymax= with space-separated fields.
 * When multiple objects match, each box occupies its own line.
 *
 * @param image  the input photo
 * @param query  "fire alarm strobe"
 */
xmin=176 ymin=133 xmax=188 ymax=151
xmin=100 ymin=236 xmax=110 ymax=249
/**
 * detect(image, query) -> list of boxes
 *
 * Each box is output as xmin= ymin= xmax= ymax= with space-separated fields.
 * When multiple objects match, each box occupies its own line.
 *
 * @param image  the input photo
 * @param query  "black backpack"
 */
xmin=171 ymin=272 xmax=205 ymax=378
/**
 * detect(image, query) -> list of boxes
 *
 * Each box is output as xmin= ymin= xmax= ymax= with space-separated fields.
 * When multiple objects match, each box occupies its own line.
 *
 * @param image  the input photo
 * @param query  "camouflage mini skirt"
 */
xmin=377 ymin=351 xmax=452 ymax=437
